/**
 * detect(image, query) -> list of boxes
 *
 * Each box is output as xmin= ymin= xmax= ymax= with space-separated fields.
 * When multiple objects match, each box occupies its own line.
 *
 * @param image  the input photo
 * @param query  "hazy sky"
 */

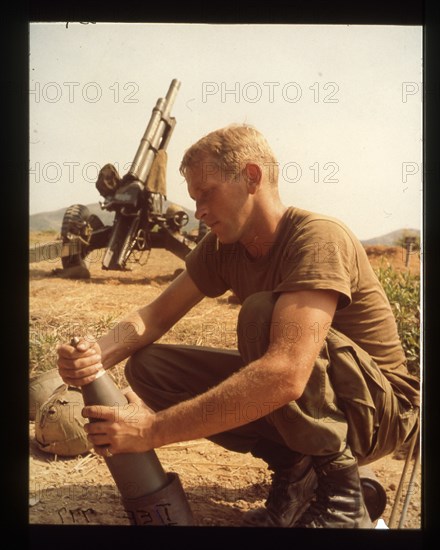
xmin=29 ymin=23 xmax=422 ymax=241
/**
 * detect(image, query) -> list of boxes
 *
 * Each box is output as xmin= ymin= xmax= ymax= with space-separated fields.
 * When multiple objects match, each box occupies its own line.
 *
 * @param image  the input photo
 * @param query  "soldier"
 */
xmin=57 ymin=125 xmax=419 ymax=528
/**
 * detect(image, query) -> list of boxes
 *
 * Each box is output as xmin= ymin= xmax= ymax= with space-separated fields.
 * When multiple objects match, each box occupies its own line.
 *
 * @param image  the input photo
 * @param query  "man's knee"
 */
xmin=124 ymin=346 xmax=164 ymax=395
xmin=124 ymin=350 xmax=146 ymax=394
xmin=124 ymin=345 xmax=190 ymax=411
xmin=238 ymin=291 xmax=278 ymax=362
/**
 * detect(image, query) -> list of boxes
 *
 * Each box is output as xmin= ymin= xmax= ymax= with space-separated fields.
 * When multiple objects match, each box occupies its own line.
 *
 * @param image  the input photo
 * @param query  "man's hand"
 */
xmin=57 ymin=336 xmax=103 ymax=387
xmin=83 ymin=391 xmax=156 ymax=455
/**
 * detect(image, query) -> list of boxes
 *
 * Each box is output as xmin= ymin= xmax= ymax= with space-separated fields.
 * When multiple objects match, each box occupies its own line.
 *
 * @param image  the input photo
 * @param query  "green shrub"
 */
xmin=374 ymin=261 xmax=420 ymax=377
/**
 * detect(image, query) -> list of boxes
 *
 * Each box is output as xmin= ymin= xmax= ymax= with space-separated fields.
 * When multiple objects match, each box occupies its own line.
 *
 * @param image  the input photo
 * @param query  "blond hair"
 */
xmin=179 ymin=124 xmax=279 ymax=185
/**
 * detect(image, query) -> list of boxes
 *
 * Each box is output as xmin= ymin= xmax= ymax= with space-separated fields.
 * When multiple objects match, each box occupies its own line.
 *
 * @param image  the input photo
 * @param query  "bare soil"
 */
xmin=29 ymin=237 xmax=421 ymax=528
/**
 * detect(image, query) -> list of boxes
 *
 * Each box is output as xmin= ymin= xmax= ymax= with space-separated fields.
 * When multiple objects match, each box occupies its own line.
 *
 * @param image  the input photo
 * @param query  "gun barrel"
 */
xmin=129 ymin=79 xmax=181 ymax=184
xmin=162 ymin=78 xmax=181 ymax=118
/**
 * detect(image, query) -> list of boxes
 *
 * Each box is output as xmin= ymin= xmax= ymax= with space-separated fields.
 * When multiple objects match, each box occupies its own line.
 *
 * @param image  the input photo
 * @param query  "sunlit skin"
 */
xmin=187 ymin=157 xmax=287 ymax=256
xmin=57 ymin=156 xmax=339 ymax=456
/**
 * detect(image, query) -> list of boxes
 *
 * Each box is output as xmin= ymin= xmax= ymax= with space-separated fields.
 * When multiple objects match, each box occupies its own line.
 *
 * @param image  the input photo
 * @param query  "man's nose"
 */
xmin=195 ymin=202 xmax=207 ymax=221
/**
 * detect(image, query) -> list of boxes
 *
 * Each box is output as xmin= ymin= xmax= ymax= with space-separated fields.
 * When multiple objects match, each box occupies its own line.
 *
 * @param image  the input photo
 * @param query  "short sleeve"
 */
xmin=274 ymin=219 xmax=359 ymax=309
xmin=185 ymin=232 xmax=229 ymax=297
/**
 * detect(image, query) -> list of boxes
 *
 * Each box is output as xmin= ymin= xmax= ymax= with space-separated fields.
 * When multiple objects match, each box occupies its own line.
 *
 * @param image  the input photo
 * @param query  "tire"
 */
xmin=60 ymin=204 xmax=93 ymax=270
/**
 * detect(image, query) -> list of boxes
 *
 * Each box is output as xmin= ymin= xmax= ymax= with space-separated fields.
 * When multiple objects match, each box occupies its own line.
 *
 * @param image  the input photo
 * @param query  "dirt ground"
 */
xmin=28 ymin=237 xmax=422 ymax=528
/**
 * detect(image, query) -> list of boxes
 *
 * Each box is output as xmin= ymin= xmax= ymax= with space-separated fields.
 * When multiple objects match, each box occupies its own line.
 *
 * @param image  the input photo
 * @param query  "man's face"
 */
xmin=186 ymin=157 xmax=252 ymax=245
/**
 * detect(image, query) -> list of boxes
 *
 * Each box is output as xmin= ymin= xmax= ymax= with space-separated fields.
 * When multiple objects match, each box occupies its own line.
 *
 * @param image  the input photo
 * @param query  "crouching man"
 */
xmin=57 ymin=125 xmax=420 ymax=528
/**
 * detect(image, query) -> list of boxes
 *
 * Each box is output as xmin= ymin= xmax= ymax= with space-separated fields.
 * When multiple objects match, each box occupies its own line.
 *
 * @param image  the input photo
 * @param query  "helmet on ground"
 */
xmin=35 ymin=384 xmax=92 ymax=456
xmin=29 ymin=368 xmax=64 ymax=421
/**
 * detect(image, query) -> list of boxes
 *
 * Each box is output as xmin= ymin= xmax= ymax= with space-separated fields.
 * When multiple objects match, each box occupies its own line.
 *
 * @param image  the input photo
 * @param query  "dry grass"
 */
xmin=28 ymin=236 xmax=421 ymax=528
xmin=29 ymin=241 xmax=240 ymax=386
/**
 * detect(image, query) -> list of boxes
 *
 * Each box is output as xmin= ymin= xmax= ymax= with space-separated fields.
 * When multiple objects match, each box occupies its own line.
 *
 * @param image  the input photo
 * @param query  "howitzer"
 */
xmin=32 ymin=79 xmax=206 ymax=278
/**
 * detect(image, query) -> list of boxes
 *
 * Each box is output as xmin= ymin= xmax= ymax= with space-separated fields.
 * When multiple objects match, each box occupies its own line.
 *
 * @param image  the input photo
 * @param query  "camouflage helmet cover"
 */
xmin=35 ymin=384 xmax=92 ymax=456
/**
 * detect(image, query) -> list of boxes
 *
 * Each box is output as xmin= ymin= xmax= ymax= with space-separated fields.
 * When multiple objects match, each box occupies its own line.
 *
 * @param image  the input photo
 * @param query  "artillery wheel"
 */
xmin=60 ymin=204 xmax=102 ymax=272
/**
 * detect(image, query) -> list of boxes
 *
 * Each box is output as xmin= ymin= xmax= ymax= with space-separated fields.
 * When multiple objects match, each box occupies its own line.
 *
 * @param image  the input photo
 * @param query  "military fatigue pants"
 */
xmin=125 ymin=292 xmax=419 ymax=467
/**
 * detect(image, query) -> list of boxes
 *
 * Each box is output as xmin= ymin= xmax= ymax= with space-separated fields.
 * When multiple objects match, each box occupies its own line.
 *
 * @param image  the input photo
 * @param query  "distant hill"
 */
xmin=361 ymin=228 xmax=420 ymax=246
xmin=30 ymin=207 xmax=419 ymax=247
xmin=29 ymin=204 xmax=113 ymax=233
xmin=30 ymin=201 xmax=199 ymax=234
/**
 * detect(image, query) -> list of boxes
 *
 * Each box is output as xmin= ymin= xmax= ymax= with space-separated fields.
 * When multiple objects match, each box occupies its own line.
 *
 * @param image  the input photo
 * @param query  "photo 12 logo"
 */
xmin=28 ymin=161 xmax=132 ymax=184
xmin=401 ymin=82 xmax=422 ymax=103
xmin=29 ymin=82 xmax=140 ymax=103
xmin=201 ymin=81 xmax=340 ymax=104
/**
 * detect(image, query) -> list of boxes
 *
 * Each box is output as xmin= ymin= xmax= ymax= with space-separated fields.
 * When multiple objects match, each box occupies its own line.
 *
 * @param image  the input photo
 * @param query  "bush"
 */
xmin=374 ymin=261 xmax=420 ymax=377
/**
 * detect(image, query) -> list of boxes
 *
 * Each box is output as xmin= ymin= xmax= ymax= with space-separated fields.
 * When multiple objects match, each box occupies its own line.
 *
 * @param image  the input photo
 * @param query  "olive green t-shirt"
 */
xmin=186 ymin=207 xmax=406 ymax=371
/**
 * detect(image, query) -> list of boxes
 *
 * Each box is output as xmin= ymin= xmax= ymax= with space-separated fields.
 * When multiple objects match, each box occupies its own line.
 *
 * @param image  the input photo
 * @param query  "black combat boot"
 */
xmin=242 ymin=455 xmax=317 ymax=527
xmin=296 ymin=459 xmax=373 ymax=528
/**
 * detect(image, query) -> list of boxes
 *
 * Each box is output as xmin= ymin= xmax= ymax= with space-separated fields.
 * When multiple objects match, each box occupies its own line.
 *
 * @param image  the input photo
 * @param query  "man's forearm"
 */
xmin=151 ymin=351 xmax=303 ymax=448
xmin=95 ymin=271 xmax=204 ymax=371
xmin=98 ymin=306 xmax=166 ymax=370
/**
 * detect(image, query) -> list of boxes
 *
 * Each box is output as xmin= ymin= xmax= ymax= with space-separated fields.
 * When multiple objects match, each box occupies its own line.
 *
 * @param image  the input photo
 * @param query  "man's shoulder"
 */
xmin=284 ymin=206 xmax=357 ymax=240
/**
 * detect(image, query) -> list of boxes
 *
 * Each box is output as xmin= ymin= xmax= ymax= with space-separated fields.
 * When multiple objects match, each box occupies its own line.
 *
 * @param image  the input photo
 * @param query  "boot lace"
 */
xmin=297 ymin=476 xmax=335 ymax=526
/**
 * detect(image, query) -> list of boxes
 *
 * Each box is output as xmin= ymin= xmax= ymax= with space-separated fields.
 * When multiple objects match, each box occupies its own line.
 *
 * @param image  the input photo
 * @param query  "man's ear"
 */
xmin=243 ymin=163 xmax=262 ymax=193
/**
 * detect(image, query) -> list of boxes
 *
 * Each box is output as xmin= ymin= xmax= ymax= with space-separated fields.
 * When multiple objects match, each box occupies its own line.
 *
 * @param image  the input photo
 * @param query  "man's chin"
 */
xmin=212 ymin=226 xmax=239 ymax=245
xmin=216 ymin=234 xmax=238 ymax=245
